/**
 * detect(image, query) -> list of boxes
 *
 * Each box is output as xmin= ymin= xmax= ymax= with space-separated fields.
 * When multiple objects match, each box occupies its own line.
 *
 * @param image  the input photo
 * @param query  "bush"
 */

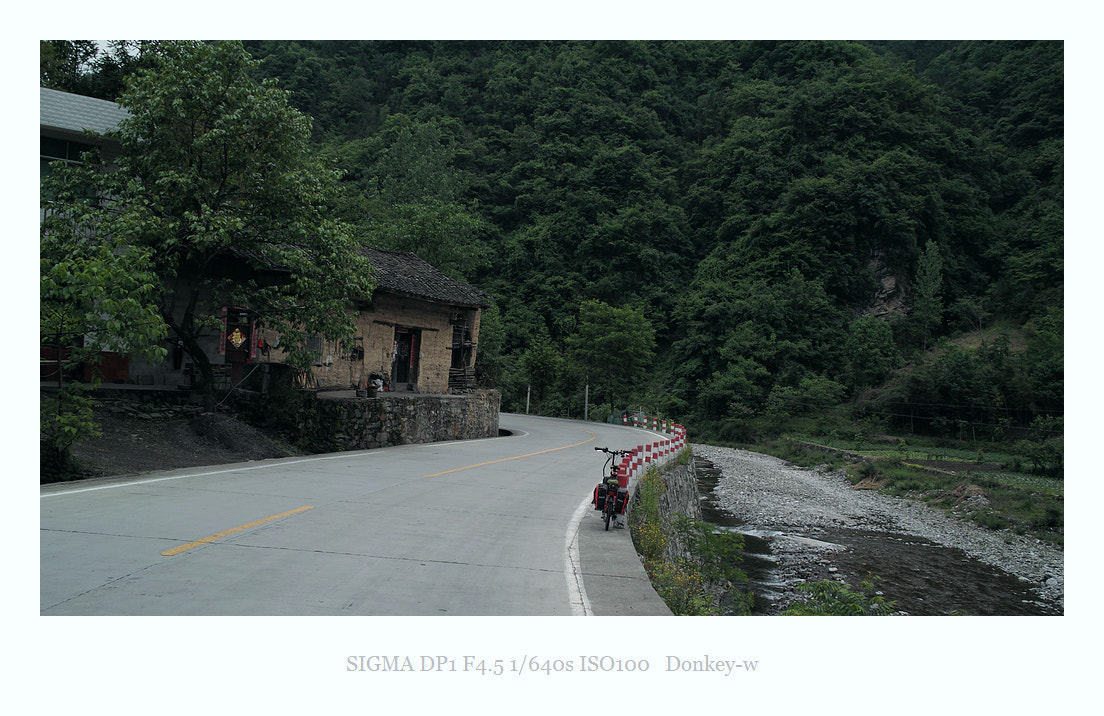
xmin=40 ymin=386 xmax=100 ymax=483
xmin=782 ymin=577 xmax=896 ymax=615
xmin=628 ymin=467 xmax=667 ymax=561
xmin=673 ymin=517 xmax=748 ymax=587
xmin=649 ymin=559 xmax=719 ymax=616
xmin=973 ymin=511 xmax=1010 ymax=531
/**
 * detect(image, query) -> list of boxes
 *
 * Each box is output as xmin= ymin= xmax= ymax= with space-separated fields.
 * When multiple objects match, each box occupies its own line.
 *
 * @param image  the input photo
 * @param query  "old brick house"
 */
xmin=133 ymin=247 xmax=489 ymax=395
xmin=42 ymin=87 xmax=491 ymax=395
xmin=257 ymin=247 xmax=490 ymax=394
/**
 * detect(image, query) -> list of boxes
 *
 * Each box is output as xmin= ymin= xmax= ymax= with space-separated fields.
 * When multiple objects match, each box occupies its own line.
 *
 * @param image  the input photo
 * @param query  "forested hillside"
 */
xmin=43 ymin=40 xmax=1063 ymax=447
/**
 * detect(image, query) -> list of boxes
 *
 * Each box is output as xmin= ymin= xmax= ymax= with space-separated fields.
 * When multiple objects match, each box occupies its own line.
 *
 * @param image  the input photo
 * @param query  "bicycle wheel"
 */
xmin=603 ymin=503 xmax=612 ymax=530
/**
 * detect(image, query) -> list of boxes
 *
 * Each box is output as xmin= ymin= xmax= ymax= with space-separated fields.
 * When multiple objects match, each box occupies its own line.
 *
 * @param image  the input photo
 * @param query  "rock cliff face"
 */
xmin=863 ymin=249 xmax=910 ymax=318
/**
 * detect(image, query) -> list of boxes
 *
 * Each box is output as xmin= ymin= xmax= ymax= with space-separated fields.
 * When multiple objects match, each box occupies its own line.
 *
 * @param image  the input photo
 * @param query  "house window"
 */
xmin=306 ymin=335 xmax=324 ymax=366
xmin=40 ymin=136 xmax=96 ymax=177
xmin=349 ymin=337 xmax=364 ymax=362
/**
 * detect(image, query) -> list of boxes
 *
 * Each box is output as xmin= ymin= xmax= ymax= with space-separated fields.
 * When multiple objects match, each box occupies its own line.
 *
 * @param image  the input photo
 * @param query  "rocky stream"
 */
xmin=690 ymin=444 xmax=1064 ymax=616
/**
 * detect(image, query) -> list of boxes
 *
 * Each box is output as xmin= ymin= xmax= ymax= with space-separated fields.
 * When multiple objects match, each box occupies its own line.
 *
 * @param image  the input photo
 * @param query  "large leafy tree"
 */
xmin=518 ymin=333 xmax=563 ymax=412
xmin=670 ymin=262 xmax=847 ymax=421
xmin=912 ymin=240 xmax=945 ymax=350
xmin=566 ymin=300 xmax=656 ymax=415
xmin=844 ymin=316 xmax=900 ymax=390
xmin=45 ymin=41 xmax=374 ymax=402
xmin=40 ymin=40 xmax=100 ymax=93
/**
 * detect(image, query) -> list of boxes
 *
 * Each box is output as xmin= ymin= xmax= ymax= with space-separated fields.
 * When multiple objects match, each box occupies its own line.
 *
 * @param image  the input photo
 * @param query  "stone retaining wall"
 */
xmin=631 ymin=457 xmax=702 ymax=564
xmin=228 ymin=389 xmax=501 ymax=454
xmin=314 ymin=391 xmax=501 ymax=452
xmin=72 ymin=384 xmax=500 ymax=455
xmin=652 ymin=461 xmax=702 ymax=523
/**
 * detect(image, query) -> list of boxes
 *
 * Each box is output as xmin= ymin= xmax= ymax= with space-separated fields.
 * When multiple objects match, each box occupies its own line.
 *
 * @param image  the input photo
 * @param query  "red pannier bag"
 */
xmin=614 ymin=487 xmax=629 ymax=514
xmin=593 ymin=483 xmax=607 ymax=510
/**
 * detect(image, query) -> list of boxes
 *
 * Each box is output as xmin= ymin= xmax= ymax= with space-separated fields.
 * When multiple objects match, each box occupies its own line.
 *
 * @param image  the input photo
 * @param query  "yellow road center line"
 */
xmin=160 ymin=505 xmax=314 ymax=557
xmin=423 ymin=429 xmax=596 ymax=477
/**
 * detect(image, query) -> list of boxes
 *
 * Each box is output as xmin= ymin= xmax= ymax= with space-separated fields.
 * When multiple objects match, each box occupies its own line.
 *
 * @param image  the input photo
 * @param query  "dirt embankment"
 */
xmin=65 ymin=407 xmax=302 ymax=480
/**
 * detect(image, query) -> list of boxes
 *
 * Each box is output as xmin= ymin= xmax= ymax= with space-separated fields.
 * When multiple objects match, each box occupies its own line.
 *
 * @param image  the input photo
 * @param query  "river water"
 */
xmin=696 ymin=466 xmax=1060 ymax=616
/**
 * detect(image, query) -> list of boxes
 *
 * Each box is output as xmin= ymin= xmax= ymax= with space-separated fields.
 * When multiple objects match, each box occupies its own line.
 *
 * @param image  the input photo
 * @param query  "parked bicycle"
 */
xmin=592 ymin=446 xmax=632 ymax=530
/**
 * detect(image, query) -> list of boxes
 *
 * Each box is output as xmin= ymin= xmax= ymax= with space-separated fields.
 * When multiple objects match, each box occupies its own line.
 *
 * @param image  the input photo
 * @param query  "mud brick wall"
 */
xmin=303 ymin=292 xmax=482 ymax=394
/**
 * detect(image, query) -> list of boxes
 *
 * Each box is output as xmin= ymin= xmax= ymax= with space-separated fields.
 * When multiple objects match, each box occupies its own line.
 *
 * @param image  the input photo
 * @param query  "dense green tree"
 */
xmin=672 ymin=263 xmax=847 ymax=421
xmin=765 ymin=375 xmax=848 ymax=419
xmin=328 ymin=113 xmax=489 ymax=279
xmin=518 ymin=333 xmax=563 ymax=413
xmin=40 ymin=40 xmax=100 ymax=93
xmin=566 ymin=300 xmax=656 ymax=416
xmin=41 ymin=40 xmax=162 ymax=101
xmin=1019 ymin=307 xmax=1063 ymax=414
xmin=872 ymin=327 xmax=1060 ymax=441
xmin=844 ymin=316 xmax=900 ymax=390
xmin=912 ymin=240 xmax=945 ymax=350
xmin=919 ymin=41 xmax=1064 ymax=322
xmin=684 ymin=44 xmax=997 ymax=312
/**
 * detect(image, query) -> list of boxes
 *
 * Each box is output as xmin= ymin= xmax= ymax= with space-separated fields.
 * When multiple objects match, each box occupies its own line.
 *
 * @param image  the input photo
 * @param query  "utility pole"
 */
xmin=526 ymin=384 xmax=531 ymax=414
xmin=584 ymin=381 xmax=589 ymax=421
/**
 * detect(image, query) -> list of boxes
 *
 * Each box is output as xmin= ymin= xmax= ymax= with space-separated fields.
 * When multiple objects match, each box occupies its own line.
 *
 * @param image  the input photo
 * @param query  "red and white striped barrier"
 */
xmin=614 ymin=415 xmax=687 ymax=487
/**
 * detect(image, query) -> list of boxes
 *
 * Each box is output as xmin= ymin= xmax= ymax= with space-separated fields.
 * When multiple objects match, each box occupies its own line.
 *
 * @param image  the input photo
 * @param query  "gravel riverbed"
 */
xmin=691 ymin=444 xmax=1064 ymax=615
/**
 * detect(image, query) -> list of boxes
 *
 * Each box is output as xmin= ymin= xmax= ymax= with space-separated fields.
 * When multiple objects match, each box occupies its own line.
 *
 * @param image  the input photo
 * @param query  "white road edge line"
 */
xmin=39 ymin=452 xmax=380 ymax=498
xmin=565 ymin=494 xmax=593 ymax=616
xmin=41 ymin=430 xmax=523 ymax=499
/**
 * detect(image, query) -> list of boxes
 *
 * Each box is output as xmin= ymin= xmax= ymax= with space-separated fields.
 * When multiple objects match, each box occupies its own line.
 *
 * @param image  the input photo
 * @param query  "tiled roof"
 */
xmin=40 ymin=87 xmax=129 ymax=136
xmin=359 ymin=247 xmax=490 ymax=308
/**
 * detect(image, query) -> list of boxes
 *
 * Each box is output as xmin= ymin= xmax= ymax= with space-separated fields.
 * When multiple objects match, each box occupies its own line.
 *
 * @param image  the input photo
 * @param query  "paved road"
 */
xmin=40 ymin=413 xmax=672 ymax=615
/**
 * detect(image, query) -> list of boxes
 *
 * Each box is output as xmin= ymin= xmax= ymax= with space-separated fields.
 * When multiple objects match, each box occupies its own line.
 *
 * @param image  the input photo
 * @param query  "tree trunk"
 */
xmin=164 ymin=309 xmax=217 ymax=411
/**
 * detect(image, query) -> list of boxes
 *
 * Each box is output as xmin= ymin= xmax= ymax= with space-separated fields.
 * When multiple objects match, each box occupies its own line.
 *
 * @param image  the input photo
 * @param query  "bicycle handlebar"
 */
xmin=594 ymin=446 xmax=633 ymax=456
